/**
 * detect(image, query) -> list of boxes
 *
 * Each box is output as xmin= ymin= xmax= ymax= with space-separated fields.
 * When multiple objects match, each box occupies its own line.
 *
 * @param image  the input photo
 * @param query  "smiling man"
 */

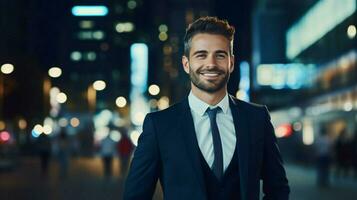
xmin=123 ymin=16 xmax=290 ymax=200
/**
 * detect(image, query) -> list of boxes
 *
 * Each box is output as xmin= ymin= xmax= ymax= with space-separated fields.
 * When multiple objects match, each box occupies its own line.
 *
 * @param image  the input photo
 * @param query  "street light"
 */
xmin=148 ymin=84 xmax=160 ymax=96
xmin=48 ymin=67 xmax=62 ymax=78
xmin=56 ymin=92 xmax=67 ymax=103
xmin=0 ymin=63 xmax=15 ymax=120
xmin=116 ymin=96 xmax=127 ymax=108
xmin=93 ymin=80 xmax=106 ymax=91
xmin=1 ymin=63 xmax=14 ymax=74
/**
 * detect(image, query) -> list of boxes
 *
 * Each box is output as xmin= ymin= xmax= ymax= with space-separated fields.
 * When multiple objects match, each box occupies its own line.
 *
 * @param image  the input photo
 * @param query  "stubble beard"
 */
xmin=189 ymin=65 xmax=230 ymax=94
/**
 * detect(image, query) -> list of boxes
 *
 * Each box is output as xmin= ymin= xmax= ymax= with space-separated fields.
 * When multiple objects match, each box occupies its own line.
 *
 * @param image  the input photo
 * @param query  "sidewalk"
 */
xmin=1 ymin=156 xmax=356 ymax=200
xmin=285 ymin=163 xmax=357 ymax=200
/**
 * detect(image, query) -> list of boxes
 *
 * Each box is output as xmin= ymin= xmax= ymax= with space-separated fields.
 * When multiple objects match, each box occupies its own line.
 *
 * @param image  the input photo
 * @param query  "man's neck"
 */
xmin=191 ymin=85 xmax=227 ymax=106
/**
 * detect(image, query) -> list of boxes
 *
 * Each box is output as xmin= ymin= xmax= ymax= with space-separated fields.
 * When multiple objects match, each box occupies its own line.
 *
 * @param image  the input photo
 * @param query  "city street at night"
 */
xmin=1 ymin=0 xmax=356 ymax=199
xmin=1 ymin=157 xmax=357 ymax=200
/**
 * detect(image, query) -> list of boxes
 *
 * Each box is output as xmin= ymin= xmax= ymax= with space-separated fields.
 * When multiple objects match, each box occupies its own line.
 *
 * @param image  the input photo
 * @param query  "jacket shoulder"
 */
xmin=230 ymin=95 xmax=267 ymax=112
xmin=147 ymin=100 xmax=185 ymax=120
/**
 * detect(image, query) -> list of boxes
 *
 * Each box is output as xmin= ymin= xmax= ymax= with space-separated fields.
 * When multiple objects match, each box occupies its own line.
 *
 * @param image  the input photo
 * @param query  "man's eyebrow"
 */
xmin=192 ymin=50 xmax=208 ymax=56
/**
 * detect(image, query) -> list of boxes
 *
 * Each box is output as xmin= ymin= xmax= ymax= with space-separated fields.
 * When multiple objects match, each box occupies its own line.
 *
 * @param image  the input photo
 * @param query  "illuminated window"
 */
xmin=72 ymin=6 xmax=108 ymax=17
xmin=79 ymin=20 xmax=94 ymax=29
xmin=77 ymin=31 xmax=105 ymax=40
xmin=286 ymin=0 xmax=356 ymax=59
xmin=71 ymin=51 xmax=82 ymax=61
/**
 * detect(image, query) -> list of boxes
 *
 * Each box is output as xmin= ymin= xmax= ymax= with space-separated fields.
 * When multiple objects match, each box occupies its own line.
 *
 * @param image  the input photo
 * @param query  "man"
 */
xmin=124 ymin=16 xmax=290 ymax=200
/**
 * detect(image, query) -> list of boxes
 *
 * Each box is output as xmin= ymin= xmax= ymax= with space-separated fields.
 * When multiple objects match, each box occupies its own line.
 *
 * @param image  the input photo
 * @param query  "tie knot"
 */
xmin=206 ymin=107 xmax=220 ymax=118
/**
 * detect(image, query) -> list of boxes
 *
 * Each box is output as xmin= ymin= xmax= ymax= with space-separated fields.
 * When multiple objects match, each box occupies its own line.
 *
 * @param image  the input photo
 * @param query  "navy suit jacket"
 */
xmin=123 ymin=96 xmax=290 ymax=200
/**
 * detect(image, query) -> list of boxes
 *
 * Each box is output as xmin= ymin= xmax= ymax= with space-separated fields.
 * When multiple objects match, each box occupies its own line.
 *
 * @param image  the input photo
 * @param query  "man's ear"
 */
xmin=229 ymin=55 xmax=235 ymax=73
xmin=182 ymin=55 xmax=190 ymax=74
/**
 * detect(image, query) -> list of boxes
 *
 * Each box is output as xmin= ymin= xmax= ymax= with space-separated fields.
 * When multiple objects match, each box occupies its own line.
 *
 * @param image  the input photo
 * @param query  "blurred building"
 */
xmin=252 ymin=0 xmax=356 ymax=162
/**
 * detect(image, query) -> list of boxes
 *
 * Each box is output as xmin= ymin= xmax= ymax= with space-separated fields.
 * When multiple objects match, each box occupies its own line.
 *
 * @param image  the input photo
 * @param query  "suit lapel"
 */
xmin=179 ymin=99 xmax=207 ymax=196
xmin=229 ymin=95 xmax=250 ymax=200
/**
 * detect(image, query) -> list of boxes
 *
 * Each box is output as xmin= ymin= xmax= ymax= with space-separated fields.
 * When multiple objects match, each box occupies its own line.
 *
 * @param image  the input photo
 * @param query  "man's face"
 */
xmin=182 ymin=33 xmax=234 ymax=94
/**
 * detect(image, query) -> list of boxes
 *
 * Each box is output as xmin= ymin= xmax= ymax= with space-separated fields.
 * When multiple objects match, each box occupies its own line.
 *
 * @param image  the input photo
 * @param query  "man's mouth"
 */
xmin=199 ymin=71 xmax=222 ymax=78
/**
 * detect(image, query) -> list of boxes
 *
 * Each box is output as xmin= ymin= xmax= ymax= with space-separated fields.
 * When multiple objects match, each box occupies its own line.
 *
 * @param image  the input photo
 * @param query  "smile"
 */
xmin=200 ymin=72 xmax=221 ymax=77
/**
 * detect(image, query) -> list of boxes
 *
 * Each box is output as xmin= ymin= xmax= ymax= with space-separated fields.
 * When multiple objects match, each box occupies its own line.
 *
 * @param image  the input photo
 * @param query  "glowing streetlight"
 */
xmin=347 ymin=25 xmax=356 ymax=39
xmin=148 ymin=84 xmax=160 ymax=96
xmin=1 ymin=63 xmax=14 ymax=74
xmin=70 ymin=117 xmax=80 ymax=127
xmin=48 ymin=67 xmax=62 ymax=78
xmin=56 ymin=92 xmax=67 ymax=103
xmin=43 ymin=125 xmax=52 ymax=135
xmin=116 ymin=96 xmax=127 ymax=108
xmin=158 ymin=96 xmax=169 ymax=110
xmin=93 ymin=80 xmax=106 ymax=91
xmin=33 ymin=124 xmax=44 ymax=134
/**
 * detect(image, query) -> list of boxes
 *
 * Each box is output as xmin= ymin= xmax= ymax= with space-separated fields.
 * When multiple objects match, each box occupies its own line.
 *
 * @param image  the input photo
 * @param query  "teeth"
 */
xmin=202 ymin=73 xmax=219 ymax=77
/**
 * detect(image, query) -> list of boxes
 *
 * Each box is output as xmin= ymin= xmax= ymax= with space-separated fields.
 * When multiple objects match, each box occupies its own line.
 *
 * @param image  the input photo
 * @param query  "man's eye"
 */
xmin=216 ymin=54 xmax=226 ymax=59
xmin=196 ymin=54 xmax=206 ymax=58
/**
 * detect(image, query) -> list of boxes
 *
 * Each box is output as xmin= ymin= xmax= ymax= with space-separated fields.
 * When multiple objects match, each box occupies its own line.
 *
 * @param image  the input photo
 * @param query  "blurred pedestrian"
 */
xmin=315 ymin=127 xmax=333 ymax=187
xmin=100 ymin=134 xmax=116 ymax=178
xmin=117 ymin=132 xmax=134 ymax=178
xmin=334 ymin=128 xmax=352 ymax=178
xmin=352 ymin=130 xmax=357 ymax=179
xmin=37 ymin=133 xmax=51 ymax=176
xmin=57 ymin=129 xmax=70 ymax=178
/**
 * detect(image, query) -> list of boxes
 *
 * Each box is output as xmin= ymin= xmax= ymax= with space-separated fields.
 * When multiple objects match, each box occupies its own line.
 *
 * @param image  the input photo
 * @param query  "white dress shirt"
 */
xmin=188 ymin=91 xmax=237 ymax=172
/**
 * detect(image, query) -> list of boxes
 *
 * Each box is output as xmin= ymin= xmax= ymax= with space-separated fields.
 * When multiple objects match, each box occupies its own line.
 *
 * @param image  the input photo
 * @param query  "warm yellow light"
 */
xmin=130 ymin=130 xmax=141 ymax=146
xmin=158 ymin=96 xmax=169 ymax=110
xmin=93 ymin=80 xmax=106 ymax=91
xmin=48 ymin=67 xmax=62 ymax=78
xmin=133 ymin=112 xmax=145 ymax=126
xmin=303 ymin=119 xmax=314 ymax=145
xmin=18 ymin=119 xmax=27 ymax=130
xmin=0 ymin=121 xmax=5 ymax=130
xmin=70 ymin=117 xmax=80 ymax=127
xmin=43 ymin=125 xmax=52 ymax=135
xmin=148 ymin=84 xmax=160 ymax=95
xmin=116 ymin=96 xmax=127 ymax=108
xmin=159 ymin=32 xmax=168 ymax=41
xmin=34 ymin=124 xmax=44 ymax=134
xmin=235 ymin=90 xmax=249 ymax=100
xmin=347 ymin=25 xmax=356 ymax=39
xmin=1 ymin=63 xmax=14 ymax=74
xmin=56 ymin=92 xmax=67 ymax=103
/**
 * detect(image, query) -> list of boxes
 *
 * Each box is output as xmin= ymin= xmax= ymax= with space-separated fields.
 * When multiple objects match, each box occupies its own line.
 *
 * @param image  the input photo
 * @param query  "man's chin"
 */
xmin=194 ymin=83 xmax=225 ymax=94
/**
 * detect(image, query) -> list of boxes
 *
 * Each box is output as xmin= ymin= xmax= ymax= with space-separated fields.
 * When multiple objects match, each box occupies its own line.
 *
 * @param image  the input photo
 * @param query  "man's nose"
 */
xmin=206 ymin=55 xmax=218 ymax=67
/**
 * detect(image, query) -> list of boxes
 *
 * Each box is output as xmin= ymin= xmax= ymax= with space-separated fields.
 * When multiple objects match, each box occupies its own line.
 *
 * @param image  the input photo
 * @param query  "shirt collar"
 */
xmin=188 ymin=91 xmax=230 ymax=116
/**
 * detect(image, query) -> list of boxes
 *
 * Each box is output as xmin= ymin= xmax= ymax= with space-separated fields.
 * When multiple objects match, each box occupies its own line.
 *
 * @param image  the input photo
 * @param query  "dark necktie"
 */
xmin=206 ymin=107 xmax=223 ymax=180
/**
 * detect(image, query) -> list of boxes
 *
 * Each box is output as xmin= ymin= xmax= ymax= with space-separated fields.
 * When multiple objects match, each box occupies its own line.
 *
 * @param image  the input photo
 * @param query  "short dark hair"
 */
xmin=183 ymin=16 xmax=235 ymax=57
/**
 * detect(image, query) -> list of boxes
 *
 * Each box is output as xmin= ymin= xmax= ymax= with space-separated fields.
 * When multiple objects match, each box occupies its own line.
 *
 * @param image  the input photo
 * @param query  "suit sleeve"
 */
xmin=261 ymin=106 xmax=290 ymax=200
xmin=123 ymin=113 xmax=160 ymax=200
